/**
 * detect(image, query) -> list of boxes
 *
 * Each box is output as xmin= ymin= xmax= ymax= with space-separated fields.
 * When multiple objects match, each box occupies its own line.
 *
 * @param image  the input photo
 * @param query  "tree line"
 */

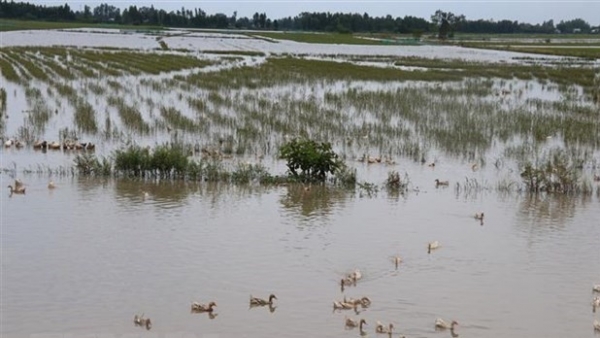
xmin=0 ymin=1 xmax=596 ymax=35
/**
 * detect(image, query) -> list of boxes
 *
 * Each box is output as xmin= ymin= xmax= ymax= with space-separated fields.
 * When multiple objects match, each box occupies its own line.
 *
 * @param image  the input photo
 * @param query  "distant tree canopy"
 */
xmin=0 ymin=1 xmax=595 ymax=34
xmin=431 ymin=10 xmax=465 ymax=39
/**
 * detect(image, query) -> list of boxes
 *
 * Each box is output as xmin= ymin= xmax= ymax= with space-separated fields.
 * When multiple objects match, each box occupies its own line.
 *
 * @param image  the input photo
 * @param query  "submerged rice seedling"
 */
xmin=73 ymin=99 xmax=98 ymax=134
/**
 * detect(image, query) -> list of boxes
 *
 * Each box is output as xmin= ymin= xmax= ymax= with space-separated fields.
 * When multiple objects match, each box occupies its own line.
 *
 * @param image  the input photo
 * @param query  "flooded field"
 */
xmin=1 ymin=29 xmax=600 ymax=338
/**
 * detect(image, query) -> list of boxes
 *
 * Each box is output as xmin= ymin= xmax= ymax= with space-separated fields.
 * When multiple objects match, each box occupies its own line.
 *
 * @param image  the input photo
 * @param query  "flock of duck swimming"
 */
xmin=331 ymin=248 xmax=462 ymax=337
xmin=6 ymin=179 xmax=55 ymax=195
xmin=132 ymin=294 xmax=279 ymax=331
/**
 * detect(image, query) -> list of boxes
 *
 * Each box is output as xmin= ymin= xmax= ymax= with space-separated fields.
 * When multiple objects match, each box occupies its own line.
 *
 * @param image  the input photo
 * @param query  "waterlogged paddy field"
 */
xmin=1 ymin=29 xmax=600 ymax=338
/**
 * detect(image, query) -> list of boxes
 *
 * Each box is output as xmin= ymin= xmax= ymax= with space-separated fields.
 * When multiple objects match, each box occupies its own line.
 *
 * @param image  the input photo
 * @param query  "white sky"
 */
xmin=39 ymin=1 xmax=600 ymax=26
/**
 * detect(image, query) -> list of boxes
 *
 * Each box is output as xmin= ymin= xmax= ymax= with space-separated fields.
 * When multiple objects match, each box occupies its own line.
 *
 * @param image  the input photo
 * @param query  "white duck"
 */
xmin=593 ymin=284 xmax=600 ymax=293
xmin=428 ymin=241 xmax=440 ymax=254
xmin=435 ymin=318 xmax=458 ymax=330
xmin=393 ymin=256 xmax=403 ymax=269
xmin=594 ymin=320 xmax=600 ymax=332
xmin=348 ymin=269 xmax=362 ymax=281
xmin=333 ymin=301 xmax=356 ymax=310
xmin=345 ymin=317 xmax=367 ymax=330
xmin=375 ymin=321 xmax=394 ymax=334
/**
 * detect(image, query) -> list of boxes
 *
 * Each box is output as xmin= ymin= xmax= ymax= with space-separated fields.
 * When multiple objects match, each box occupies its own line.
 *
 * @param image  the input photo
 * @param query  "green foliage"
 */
xmin=331 ymin=162 xmax=357 ymax=187
xmin=114 ymin=145 xmax=152 ymax=176
xmin=150 ymin=144 xmax=189 ymax=177
xmin=0 ymin=87 xmax=7 ymax=111
xmin=114 ymin=143 xmax=189 ymax=178
xmin=74 ymin=153 xmax=111 ymax=175
xmin=520 ymin=151 xmax=581 ymax=194
xmin=386 ymin=171 xmax=409 ymax=192
xmin=231 ymin=162 xmax=272 ymax=184
xmin=279 ymin=139 xmax=340 ymax=182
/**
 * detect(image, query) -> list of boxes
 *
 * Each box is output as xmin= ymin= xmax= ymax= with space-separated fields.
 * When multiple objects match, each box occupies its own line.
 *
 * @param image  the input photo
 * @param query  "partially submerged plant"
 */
xmin=279 ymin=138 xmax=341 ymax=182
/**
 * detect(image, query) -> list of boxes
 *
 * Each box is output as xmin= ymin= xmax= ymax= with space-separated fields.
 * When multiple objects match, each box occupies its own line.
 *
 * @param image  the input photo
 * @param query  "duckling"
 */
xmin=340 ymin=276 xmax=355 ymax=291
xmin=346 ymin=318 xmax=367 ymax=334
xmin=375 ymin=321 xmax=394 ymax=334
xmin=348 ymin=269 xmax=362 ymax=281
xmin=7 ymin=185 xmax=25 ymax=194
xmin=8 ymin=179 xmax=26 ymax=194
xmin=434 ymin=179 xmax=449 ymax=187
xmin=48 ymin=181 xmax=56 ymax=189
xmin=250 ymin=294 xmax=277 ymax=306
xmin=345 ymin=296 xmax=372 ymax=308
xmin=393 ymin=256 xmax=403 ymax=269
xmin=346 ymin=317 xmax=367 ymax=330
xmin=14 ymin=179 xmax=24 ymax=190
xmin=133 ymin=314 xmax=152 ymax=330
xmin=595 ymin=320 xmax=600 ymax=331
xmin=474 ymin=212 xmax=484 ymax=221
xmin=428 ymin=241 xmax=440 ymax=254
xmin=333 ymin=301 xmax=356 ymax=310
xmin=33 ymin=140 xmax=48 ymax=150
xmin=191 ymin=301 xmax=217 ymax=313
xmin=435 ymin=318 xmax=458 ymax=330
xmin=594 ymin=285 xmax=600 ymax=293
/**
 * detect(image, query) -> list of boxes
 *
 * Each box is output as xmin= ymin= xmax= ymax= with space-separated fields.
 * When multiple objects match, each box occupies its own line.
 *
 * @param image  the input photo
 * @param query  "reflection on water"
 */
xmin=1 ymin=176 xmax=599 ymax=338
xmin=114 ymin=179 xmax=192 ymax=208
xmin=280 ymin=184 xmax=352 ymax=222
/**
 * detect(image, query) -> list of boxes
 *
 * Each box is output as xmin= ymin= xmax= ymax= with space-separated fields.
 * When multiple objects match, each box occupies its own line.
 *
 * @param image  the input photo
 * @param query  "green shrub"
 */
xmin=279 ymin=138 xmax=340 ymax=182
xmin=150 ymin=144 xmax=188 ymax=177
xmin=520 ymin=151 xmax=580 ymax=193
xmin=114 ymin=145 xmax=151 ymax=176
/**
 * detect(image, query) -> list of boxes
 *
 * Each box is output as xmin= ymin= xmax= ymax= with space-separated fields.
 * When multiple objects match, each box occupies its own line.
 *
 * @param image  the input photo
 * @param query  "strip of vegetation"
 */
xmin=107 ymin=96 xmax=150 ymax=134
xmin=251 ymin=32 xmax=384 ymax=45
xmin=73 ymin=99 xmax=98 ymax=134
xmin=459 ymin=43 xmax=600 ymax=59
xmin=520 ymin=149 xmax=593 ymax=194
xmin=0 ymin=18 xmax=164 ymax=32
xmin=0 ymin=52 xmax=21 ymax=83
xmin=203 ymin=50 xmax=265 ymax=57
xmin=70 ymin=141 xmax=356 ymax=186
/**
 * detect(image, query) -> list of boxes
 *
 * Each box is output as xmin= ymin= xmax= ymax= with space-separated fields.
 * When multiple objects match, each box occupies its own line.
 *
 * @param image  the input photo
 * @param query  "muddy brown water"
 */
xmin=2 ymin=175 xmax=599 ymax=338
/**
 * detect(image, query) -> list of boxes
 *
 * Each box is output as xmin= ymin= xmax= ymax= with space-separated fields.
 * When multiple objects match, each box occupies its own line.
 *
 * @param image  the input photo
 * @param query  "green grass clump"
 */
xmin=160 ymin=106 xmax=202 ymax=132
xmin=0 ymin=52 xmax=21 ymax=83
xmin=114 ymin=145 xmax=152 ymax=176
xmin=520 ymin=149 xmax=587 ymax=194
xmin=114 ymin=144 xmax=189 ymax=178
xmin=158 ymin=39 xmax=169 ymax=50
xmin=73 ymin=99 xmax=98 ymax=134
xmin=108 ymin=96 xmax=150 ymax=134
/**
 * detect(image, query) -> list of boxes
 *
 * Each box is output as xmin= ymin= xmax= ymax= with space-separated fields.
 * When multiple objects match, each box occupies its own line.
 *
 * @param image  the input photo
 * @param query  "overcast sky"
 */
xmin=40 ymin=1 xmax=600 ymax=26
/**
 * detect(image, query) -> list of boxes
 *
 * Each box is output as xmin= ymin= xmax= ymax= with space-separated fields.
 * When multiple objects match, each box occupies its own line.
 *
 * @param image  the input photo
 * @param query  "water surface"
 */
xmin=2 ymin=176 xmax=599 ymax=338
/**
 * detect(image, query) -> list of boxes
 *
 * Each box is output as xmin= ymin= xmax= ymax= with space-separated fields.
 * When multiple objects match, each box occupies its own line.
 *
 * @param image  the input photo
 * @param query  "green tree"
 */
xmin=279 ymin=139 xmax=340 ymax=182
xmin=431 ymin=10 xmax=464 ymax=39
